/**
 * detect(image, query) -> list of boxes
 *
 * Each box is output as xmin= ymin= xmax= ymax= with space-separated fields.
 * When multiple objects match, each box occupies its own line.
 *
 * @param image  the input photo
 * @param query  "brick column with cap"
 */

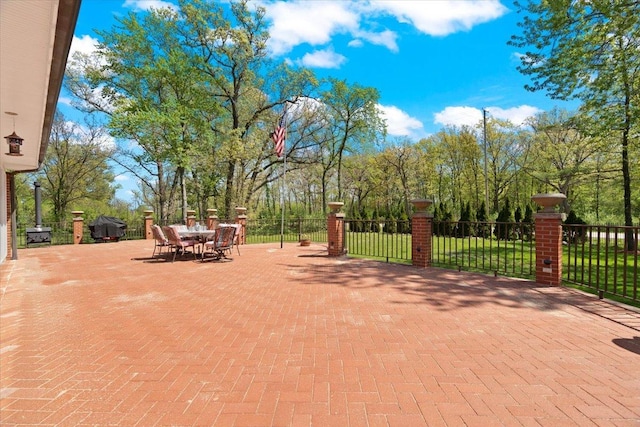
xmin=327 ymin=202 xmax=345 ymax=257
xmin=206 ymin=209 xmax=219 ymax=230
xmin=144 ymin=210 xmax=154 ymax=239
xmin=235 ymin=207 xmax=247 ymax=245
xmin=411 ymin=199 xmax=433 ymax=268
xmin=72 ymin=210 xmax=84 ymax=244
xmin=186 ymin=209 xmax=196 ymax=229
xmin=532 ymin=193 xmax=566 ymax=286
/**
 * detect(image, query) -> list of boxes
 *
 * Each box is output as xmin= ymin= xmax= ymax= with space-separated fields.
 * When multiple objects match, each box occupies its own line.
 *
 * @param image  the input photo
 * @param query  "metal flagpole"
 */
xmin=280 ymin=152 xmax=286 ymax=248
xmin=276 ymin=104 xmax=288 ymax=249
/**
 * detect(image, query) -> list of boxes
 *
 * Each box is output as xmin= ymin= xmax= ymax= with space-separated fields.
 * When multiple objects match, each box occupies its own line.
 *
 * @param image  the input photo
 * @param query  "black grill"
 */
xmin=26 ymin=182 xmax=52 ymax=247
xmin=26 ymin=227 xmax=52 ymax=246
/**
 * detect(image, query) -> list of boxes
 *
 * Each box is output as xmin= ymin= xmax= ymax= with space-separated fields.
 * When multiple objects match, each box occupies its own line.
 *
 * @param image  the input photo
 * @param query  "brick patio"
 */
xmin=1 ymin=240 xmax=639 ymax=426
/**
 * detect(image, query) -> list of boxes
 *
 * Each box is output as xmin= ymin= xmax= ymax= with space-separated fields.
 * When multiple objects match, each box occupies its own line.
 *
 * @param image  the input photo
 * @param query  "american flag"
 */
xmin=272 ymin=110 xmax=287 ymax=158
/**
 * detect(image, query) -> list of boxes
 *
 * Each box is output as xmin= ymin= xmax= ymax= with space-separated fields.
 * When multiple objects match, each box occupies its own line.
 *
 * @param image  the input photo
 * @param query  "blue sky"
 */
xmin=61 ymin=0 xmax=579 ymax=202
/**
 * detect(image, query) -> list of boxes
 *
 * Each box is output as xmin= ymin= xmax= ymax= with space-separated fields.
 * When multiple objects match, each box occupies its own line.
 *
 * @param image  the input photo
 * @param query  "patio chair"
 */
xmin=162 ymin=225 xmax=199 ymax=262
xmin=201 ymin=225 xmax=237 ymax=261
xmin=151 ymin=224 xmax=171 ymax=258
xmin=219 ymin=223 xmax=242 ymax=255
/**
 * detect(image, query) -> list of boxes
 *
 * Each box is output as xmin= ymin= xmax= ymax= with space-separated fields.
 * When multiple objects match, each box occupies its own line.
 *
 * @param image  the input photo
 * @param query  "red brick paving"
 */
xmin=1 ymin=240 xmax=639 ymax=426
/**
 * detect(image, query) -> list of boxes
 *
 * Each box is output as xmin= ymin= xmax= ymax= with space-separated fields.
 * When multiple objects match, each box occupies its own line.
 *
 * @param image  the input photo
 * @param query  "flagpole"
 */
xmin=274 ymin=103 xmax=288 ymax=249
xmin=280 ymin=153 xmax=286 ymax=248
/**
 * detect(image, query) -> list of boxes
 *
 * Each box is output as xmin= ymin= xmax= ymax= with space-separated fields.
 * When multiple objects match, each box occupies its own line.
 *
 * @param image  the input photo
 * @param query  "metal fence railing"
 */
xmin=245 ymin=218 xmax=327 ymax=245
xmin=563 ymin=224 xmax=639 ymax=304
xmin=344 ymin=220 xmax=412 ymax=264
xmin=14 ymin=219 xmax=147 ymax=248
xmin=431 ymin=221 xmax=535 ymax=279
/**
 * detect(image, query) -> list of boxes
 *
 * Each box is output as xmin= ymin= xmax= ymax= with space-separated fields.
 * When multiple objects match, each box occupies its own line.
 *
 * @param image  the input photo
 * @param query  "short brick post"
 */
xmin=235 ymin=207 xmax=247 ymax=245
xmin=327 ymin=202 xmax=345 ymax=257
xmin=206 ymin=208 xmax=219 ymax=230
xmin=186 ymin=209 xmax=196 ymax=228
xmin=532 ymin=193 xmax=566 ymax=286
xmin=411 ymin=199 xmax=433 ymax=268
xmin=71 ymin=210 xmax=84 ymax=244
xmin=144 ymin=209 xmax=154 ymax=239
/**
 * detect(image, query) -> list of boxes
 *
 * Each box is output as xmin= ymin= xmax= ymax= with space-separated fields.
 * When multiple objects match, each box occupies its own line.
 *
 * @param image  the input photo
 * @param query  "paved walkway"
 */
xmin=1 ymin=240 xmax=639 ymax=426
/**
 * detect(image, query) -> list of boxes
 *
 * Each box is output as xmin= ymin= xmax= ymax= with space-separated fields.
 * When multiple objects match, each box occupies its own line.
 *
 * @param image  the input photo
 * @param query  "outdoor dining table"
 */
xmin=177 ymin=229 xmax=217 ymax=241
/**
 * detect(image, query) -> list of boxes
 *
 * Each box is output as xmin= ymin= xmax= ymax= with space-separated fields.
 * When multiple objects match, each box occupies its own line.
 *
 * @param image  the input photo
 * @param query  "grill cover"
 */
xmin=89 ymin=215 xmax=127 ymax=241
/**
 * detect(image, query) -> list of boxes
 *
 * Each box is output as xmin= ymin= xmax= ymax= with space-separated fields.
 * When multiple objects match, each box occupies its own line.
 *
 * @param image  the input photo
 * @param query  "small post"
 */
xmin=143 ymin=209 xmax=154 ymax=240
xmin=235 ymin=207 xmax=247 ymax=245
xmin=206 ymin=208 xmax=219 ymax=230
xmin=327 ymin=202 xmax=345 ymax=257
xmin=411 ymin=199 xmax=433 ymax=268
xmin=186 ymin=209 xmax=196 ymax=229
xmin=71 ymin=210 xmax=84 ymax=244
xmin=532 ymin=193 xmax=566 ymax=286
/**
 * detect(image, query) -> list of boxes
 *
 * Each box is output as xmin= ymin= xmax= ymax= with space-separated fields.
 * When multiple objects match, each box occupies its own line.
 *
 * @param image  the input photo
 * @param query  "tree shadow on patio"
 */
xmin=612 ymin=336 xmax=640 ymax=355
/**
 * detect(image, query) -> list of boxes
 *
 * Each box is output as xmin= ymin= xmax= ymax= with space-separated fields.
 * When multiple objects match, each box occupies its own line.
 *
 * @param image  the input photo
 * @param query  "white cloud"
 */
xmin=434 ymin=105 xmax=542 ymax=128
xmin=265 ymin=1 xmax=359 ymax=56
xmin=434 ymin=106 xmax=482 ymax=128
xmin=367 ymin=0 xmax=508 ymax=36
xmin=58 ymin=96 xmax=73 ymax=107
xmin=114 ymin=174 xmax=129 ymax=182
xmin=69 ymin=35 xmax=99 ymax=59
xmin=354 ymin=29 xmax=398 ymax=52
xmin=122 ymin=0 xmax=177 ymax=12
xmin=377 ymin=104 xmax=424 ymax=137
xmin=487 ymin=105 xmax=541 ymax=126
xmin=263 ymin=0 xmax=506 ymax=58
xmin=293 ymin=48 xmax=347 ymax=69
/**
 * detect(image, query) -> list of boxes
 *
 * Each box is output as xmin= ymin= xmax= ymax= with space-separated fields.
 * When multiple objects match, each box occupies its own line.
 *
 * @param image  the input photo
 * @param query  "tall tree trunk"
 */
xmin=224 ymin=160 xmax=235 ymax=220
xmin=622 ymin=82 xmax=635 ymax=252
xmin=179 ymin=166 xmax=187 ymax=223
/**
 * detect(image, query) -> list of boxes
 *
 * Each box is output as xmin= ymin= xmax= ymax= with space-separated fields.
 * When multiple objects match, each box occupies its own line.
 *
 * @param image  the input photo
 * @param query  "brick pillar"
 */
xmin=206 ymin=208 xmax=219 ymax=230
xmin=411 ymin=199 xmax=433 ymax=268
xmin=71 ymin=210 xmax=84 ymax=244
xmin=143 ymin=210 xmax=154 ymax=239
xmin=327 ymin=202 xmax=345 ymax=257
xmin=186 ymin=209 xmax=196 ymax=228
xmin=532 ymin=193 xmax=566 ymax=286
xmin=235 ymin=207 xmax=247 ymax=245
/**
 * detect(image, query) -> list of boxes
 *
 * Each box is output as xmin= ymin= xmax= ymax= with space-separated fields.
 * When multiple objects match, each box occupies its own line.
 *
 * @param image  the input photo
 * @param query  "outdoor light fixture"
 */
xmin=4 ymin=111 xmax=24 ymax=156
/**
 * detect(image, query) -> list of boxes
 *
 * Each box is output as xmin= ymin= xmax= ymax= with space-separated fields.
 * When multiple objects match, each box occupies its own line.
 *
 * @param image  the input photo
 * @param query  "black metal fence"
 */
xmin=245 ymin=218 xmax=327 ymax=244
xmin=563 ymin=224 xmax=639 ymax=303
xmin=344 ymin=219 xmax=412 ymax=264
xmin=14 ymin=219 xmax=147 ymax=248
xmin=431 ymin=221 xmax=535 ymax=279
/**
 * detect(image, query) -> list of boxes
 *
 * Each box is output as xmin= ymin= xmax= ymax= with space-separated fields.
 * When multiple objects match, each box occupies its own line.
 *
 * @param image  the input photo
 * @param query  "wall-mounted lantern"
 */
xmin=4 ymin=112 xmax=23 ymax=156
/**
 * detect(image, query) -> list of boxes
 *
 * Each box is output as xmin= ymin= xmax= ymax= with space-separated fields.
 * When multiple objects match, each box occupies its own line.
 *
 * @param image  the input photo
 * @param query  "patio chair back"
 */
xmin=163 ymin=225 xmax=198 ymax=262
xmin=151 ymin=224 xmax=171 ymax=257
xmin=202 ymin=225 xmax=236 ymax=260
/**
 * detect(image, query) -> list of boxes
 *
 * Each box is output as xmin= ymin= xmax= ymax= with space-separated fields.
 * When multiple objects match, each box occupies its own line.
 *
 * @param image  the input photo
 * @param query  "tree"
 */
xmin=181 ymin=0 xmax=317 ymax=217
xmin=510 ymin=0 xmax=639 ymax=250
xmin=65 ymin=5 xmax=209 ymax=222
xmin=494 ymin=198 xmax=514 ymax=240
xmin=483 ymin=118 xmax=524 ymax=214
xmin=37 ymin=111 xmax=115 ymax=222
xmin=320 ymin=78 xmax=385 ymax=201
xmin=522 ymin=109 xmax=607 ymax=213
xmin=65 ymin=0 xmax=318 ymax=221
